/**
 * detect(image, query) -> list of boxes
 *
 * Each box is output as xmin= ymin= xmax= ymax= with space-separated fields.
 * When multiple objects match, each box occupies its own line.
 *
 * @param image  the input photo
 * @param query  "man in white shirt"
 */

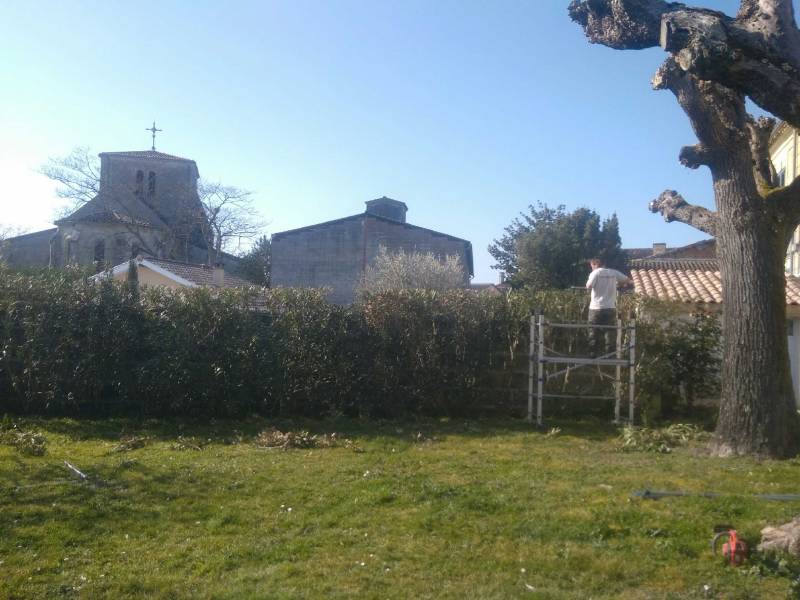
xmin=585 ymin=258 xmax=632 ymax=355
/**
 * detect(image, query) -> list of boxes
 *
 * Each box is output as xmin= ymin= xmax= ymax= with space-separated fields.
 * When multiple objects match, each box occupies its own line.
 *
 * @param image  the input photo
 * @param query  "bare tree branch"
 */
xmin=567 ymin=0 xmax=682 ymax=50
xmin=569 ymin=0 xmax=800 ymax=128
xmin=649 ymin=189 xmax=719 ymax=235
xmin=39 ymin=147 xmax=101 ymax=215
xmin=678 ymin=143 xmax=717 ymax=169
xmin=197 ymin=181 xmax=265 ymax=263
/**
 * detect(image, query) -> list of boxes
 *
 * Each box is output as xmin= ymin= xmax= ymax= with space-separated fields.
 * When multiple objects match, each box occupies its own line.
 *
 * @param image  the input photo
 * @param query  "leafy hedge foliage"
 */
xmin=0 ymin=266 xmax=720 ymax=419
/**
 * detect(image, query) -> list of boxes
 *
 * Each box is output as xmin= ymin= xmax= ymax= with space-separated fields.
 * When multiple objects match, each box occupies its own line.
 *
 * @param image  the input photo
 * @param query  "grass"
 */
xmin=2 ymin=416 xmax=800 ymax=599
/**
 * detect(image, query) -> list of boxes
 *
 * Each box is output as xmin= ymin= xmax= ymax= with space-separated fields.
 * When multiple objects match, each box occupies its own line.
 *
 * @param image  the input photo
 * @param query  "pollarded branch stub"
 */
xmin=571 ymin=0 xmax=800 ymax=129
xmin=653 ymin=58 xmax=750 ymax=154
xmin=679 ymin=144 xmax=716 ymax=169
xmin=745 ymin=115 xmax=778 ymax=188
xmin=649 ymin=189 xmax=718 ymax=235
xmin=567 ymin=0 xmax=681 ymax=50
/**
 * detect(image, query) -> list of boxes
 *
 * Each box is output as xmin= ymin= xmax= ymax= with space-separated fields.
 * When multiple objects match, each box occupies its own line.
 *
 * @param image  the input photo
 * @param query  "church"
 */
xmin=1 ymin=149 xmax=228 ymax=271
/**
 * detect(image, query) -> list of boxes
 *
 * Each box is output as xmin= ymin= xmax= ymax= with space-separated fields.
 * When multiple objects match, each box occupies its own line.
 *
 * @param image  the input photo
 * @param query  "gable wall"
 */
xmin=271 ymin=215 xmax=472 ymax=304
xmin=271 ymin=218 xmax=365 ymax=304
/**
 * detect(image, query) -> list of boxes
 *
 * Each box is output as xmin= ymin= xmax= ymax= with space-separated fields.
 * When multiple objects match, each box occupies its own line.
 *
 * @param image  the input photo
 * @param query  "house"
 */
xmin=624 ymin=239 xmax=716 ymax=264
xmin=770 ymin=122 xmax=800 ymax=275
xmin=271 ymin=197 xmax=473 ymax=303
xmin=629 ymin=255 xmax=800 ymax=407
xmin=95 ymin=256 xmax=253 ymax=290
xmin=1 ymin=149 xmax=239 ymax=272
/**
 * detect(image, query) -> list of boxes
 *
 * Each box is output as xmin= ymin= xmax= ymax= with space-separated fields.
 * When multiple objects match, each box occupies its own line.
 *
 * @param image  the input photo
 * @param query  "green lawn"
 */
xmin=2 ymin=417 xmax=800 ymax=599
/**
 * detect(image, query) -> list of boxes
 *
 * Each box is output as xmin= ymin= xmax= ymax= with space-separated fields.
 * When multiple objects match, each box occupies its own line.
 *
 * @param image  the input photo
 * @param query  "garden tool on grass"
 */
xmin=712 ymin=528 xmax=748 ymax=566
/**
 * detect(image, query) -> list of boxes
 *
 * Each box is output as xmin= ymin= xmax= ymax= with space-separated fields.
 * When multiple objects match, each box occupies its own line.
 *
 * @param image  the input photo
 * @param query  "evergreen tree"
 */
xmin=238 ymin=235 xmax=271 ymax=286
xmin=489 ymin=203 xmax=624 ymax=288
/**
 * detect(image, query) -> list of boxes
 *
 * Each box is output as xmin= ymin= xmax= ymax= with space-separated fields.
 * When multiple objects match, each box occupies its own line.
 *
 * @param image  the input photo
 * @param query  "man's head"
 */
xmin=589 ymin=257 xmax=604 ymax=270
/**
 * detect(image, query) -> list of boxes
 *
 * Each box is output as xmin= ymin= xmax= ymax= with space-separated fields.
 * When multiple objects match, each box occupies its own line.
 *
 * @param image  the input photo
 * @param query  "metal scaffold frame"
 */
xmin=527 ymin=312 xmax=636 ymax=426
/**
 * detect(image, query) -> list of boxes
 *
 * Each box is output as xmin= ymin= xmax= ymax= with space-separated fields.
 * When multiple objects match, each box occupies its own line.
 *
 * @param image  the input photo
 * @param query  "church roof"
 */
xmin=56 ymin=194 xmax=168 ymax=228
xmin=99 ymin=150 xmax=195 ymax=162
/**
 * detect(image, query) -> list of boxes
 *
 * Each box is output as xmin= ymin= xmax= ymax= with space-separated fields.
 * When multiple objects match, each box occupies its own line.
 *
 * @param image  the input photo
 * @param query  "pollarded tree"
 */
xmin=569 ymin=0 xmax=800 ymax=457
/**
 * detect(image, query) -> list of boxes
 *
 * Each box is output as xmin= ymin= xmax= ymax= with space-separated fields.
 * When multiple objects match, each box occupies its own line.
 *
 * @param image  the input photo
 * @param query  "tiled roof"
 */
xmin=145 ymin=257 xmax=254 ymax=288
xmin=624 ymin=247 xmax=656 ymax=261
xmin=623 ymin=239 xmax=716 ymax=262
xmin=631 ymin=258 xmax=800 ymax=306
xmin=655 ymin=239 xmax=716 ymax=259
xmin=57 ymin=194 xmax=167 ymax=228
xmin=99 ymin=150 xmax=194 ymax=162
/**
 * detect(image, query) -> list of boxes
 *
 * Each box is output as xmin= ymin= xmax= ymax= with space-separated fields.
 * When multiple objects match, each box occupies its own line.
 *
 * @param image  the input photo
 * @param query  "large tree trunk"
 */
xmin=715 ymin=184 xmax=800 ymax=457
xmin=570 ymin=0 xmax=800 ymax=457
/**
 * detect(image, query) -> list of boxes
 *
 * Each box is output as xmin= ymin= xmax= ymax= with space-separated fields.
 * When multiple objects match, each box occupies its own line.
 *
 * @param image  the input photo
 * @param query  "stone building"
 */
xmin=271 ymin=197 xmax=473 ymax=303
xmin=1 ymin=150 xmax=220 ymax=270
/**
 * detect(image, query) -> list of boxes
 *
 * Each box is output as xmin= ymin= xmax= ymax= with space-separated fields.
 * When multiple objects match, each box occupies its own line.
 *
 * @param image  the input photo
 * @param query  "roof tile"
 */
xmin=631 ymin=258 xmax=800 ymax=306
xmin=145 ymin=257 xmax=254 ymax=288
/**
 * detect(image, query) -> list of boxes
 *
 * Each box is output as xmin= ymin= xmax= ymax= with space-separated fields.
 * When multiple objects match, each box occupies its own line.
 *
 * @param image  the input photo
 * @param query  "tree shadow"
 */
xmin=16 ymin=413 xmax=626 ymax=445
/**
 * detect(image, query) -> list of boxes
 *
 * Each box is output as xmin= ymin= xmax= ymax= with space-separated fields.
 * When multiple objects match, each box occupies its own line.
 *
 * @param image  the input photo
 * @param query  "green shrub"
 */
xmin=0 ymin=265 xmax=721 ymax=421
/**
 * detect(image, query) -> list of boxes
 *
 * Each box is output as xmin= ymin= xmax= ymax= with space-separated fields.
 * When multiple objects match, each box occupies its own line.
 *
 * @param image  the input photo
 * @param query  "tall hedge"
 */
xmin=0 ymin=266 xmax=720 ymax=419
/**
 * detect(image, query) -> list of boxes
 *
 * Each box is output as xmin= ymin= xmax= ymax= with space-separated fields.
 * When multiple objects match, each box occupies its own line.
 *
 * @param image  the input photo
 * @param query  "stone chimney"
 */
xmin=365 ymin=197 xmax=408 ymax=223
xmin=212 ymin=263 xmax=225 ymax=287
xmin=652 ymin=243 xmax=668 ymax=255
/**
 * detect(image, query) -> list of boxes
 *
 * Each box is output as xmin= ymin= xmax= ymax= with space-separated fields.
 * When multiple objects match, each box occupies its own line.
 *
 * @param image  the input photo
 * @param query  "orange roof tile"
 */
xmin=631 ymin=258 xmax=800 ymax=306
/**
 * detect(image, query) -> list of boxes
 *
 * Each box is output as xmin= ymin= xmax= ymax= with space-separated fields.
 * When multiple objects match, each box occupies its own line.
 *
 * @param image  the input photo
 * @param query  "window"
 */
xmin=93 ymin=240 xmax=105 ymax=263
xmin=148 ymin=171 xmax=156 ymax=195
xmin=789 ymin=320 xmax=795 ymax=337
xmin=135 ymin=170 xmax=144 ymax=195
xmin=779 ymin=167 xmax=787 ymax=187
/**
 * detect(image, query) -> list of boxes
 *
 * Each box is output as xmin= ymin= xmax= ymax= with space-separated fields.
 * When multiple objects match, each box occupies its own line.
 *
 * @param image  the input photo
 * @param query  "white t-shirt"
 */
xmin=586 ymin=268 xmax=628 ymax=310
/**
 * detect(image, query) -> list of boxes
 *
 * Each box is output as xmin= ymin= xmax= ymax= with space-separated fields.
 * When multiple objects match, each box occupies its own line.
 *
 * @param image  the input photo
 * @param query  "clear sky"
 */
xmin=1 ymin=1 xmax=744 ymax=282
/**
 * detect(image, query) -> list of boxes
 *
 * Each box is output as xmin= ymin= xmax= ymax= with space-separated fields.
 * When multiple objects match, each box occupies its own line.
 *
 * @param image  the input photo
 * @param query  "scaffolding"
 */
xmin=527 ymin=312 xmax=636 ymax=426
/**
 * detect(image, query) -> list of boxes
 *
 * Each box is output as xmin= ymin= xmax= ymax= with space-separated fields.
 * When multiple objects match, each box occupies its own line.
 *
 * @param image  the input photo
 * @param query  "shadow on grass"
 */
xmin=12 ymin=413 xmax=626 ymax=445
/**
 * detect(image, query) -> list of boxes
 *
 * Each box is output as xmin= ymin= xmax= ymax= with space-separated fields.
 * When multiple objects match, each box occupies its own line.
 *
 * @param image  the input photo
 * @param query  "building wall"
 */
xmin=363 ymin=217 xmax=472 ymax=285
xmin=770 ymin=127 xmax=800 ymax=275
xmin=100 ymin=155 xmax=200 ymax=228
xmin=271 ymin=215 xmax=472 ymax=304
xmin=1 ymin=229 xmax=58 ymax=268
xmin=56 ymin=222 xmax=172 ymax=268
xmin=271 ymin=218 xmax=365 ymax=304
xmin=110 ymin=265 xmax=185 ymax=290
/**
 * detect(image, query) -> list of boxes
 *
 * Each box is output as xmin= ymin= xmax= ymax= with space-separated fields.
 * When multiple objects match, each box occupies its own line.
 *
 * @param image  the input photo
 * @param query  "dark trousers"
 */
xmin=588 ymin=308 xmax=617 ymax=356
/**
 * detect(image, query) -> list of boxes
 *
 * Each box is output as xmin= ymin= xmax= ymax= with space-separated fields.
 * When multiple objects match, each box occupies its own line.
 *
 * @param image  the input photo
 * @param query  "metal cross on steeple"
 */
xmin=145 ymin=121 xmax=162 ymax=151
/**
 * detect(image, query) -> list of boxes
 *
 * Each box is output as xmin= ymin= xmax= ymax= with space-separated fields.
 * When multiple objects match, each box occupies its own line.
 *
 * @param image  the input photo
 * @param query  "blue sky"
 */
xmin=1 ymin=0 xmax=743 ymax=281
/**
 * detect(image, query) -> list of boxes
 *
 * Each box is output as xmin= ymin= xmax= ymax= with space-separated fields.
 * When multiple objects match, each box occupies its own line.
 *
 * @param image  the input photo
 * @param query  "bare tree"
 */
xmin=569 ymin=0 xmax=800 ymax=457
xmin=196 ymin=181 xmax=265 ymax=264
xmin=39 ymin=147 xmax=101 ymax=215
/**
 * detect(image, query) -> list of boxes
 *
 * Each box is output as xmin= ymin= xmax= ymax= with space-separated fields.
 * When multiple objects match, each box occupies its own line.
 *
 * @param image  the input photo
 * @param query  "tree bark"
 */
xmin=570 ymin=1 xmax=800 ymax=457
xmin=713 ymin=155 xmax=800 ymax=457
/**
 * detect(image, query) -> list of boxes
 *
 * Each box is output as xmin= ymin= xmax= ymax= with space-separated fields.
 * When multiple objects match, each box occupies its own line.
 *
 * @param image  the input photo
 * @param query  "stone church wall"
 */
xmin=56 ymin=222 xmax=171 ymax=267
xmin=271 ymin=215 xmax=472 ymax=304
xmin=1 ymin=229 xmax=57 ymax=268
